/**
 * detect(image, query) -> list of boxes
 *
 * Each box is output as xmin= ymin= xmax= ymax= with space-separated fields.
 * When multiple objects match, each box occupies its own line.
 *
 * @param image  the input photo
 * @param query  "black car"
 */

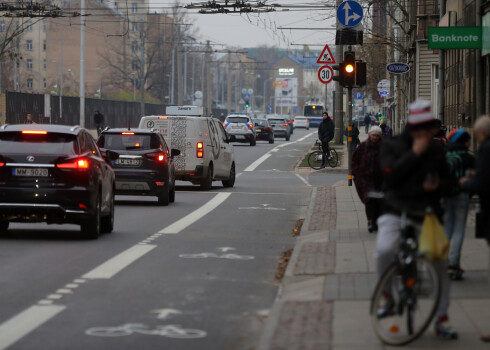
xmin=0 ymin=124 xmax=116 ymax=239
xmin=253 ymin=119 xmax=274 ymax=144
xmin=97 ymin=128 xmax=179 ymax=206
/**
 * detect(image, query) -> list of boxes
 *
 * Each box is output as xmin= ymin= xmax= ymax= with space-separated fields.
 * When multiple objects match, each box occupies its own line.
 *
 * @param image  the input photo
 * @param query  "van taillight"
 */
xmin=56 ymin=159 xmax=89 ymax=169
xmin=197 ymin=142 xmax=203 ymax=158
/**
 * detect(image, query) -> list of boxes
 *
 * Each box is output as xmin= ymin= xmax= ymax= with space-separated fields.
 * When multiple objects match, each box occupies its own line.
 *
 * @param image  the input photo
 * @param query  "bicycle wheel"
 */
xmin=307 ymin=150 xmax=324 ymax=170
xmin=327 ymin=149 xmax=338 ymax=168
xmin=370 ymin=257 xmax=440 ymax=346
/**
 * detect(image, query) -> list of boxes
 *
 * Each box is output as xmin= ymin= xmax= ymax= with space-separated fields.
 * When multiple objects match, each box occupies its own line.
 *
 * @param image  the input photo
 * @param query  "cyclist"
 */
xmin=376 ymin=99 xmax=457 ymax=340
xmin=318 ymin=112 xmax=334 ymax=168
xmin=94 ymin=110 xmax=104 ymax=136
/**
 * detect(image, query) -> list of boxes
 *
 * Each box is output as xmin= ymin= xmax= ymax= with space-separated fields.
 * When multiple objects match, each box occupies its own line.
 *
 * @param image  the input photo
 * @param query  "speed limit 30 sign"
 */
xmin=318 ymin=65 xmax=333 ymax=84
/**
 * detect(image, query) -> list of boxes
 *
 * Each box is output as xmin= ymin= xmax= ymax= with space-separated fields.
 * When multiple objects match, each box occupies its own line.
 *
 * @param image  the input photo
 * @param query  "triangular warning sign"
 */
xmin=317 ymin=44 xmax=336 ymax=64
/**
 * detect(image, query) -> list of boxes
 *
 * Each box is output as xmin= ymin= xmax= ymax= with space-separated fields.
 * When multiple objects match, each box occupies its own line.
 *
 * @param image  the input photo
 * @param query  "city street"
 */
xmin=0 ymin=129 xmax=334 ymax=350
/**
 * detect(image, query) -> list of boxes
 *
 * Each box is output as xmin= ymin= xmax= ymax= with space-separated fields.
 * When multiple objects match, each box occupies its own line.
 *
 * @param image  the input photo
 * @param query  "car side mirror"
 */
xmin=105 ymin=150 xmax=119 ymax=161
xmin=171 ymin=149 xmax=181 ymax=158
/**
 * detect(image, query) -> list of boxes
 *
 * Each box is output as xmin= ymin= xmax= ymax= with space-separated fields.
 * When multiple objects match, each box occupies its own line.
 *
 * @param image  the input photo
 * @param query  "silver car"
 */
xmin=267 ymin=117 xmax=290 ymax=141
xmin=293 ymin=116 xmax=310 ymax=130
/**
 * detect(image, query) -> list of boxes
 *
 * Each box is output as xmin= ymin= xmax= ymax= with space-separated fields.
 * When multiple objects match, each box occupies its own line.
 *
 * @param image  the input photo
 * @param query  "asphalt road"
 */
xmin=0 ymin=128 xmax=341 ymax=350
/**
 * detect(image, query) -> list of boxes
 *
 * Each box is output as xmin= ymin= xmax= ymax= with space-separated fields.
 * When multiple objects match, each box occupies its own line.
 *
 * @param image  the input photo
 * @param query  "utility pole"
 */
xmin=438 ymin=0 xmax=446 ymax=123
xmin=347 ymin=84 xmax=353 ymax=186
xmin=177 ymin=26 xmax=183 ymax=105
xmin=205 ymin=40 xmax=212 ymax=115
xmin=79 ymin=0 xmax=85 ymax=127
xmin=140 ymin=23 xmax=145 ymax=116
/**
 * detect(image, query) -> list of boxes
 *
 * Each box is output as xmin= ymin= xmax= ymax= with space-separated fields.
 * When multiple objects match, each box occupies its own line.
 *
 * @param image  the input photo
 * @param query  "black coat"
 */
xmin=462 ymin=136 xmax=490 ymax=237
xmin=379 ymin=130 xmax=450 ymax=220
xmin=318 ymin=118 xmax=334 ymax=143
xmin=364 ymin=115 xmax=371 ymax=125
xmin=94 ymin=112 xmax=104 ymax=125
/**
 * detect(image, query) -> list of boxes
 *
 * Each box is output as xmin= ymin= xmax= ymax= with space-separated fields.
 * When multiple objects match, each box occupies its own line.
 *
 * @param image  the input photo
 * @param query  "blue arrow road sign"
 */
xmin=354 ymin=92 xmax=363 ymax=99
xmin=267 ymin=104 xmax=273 ymax=111
xmin=243 ymin=93 xmax=251 ymax=101
xmin=337 ymin=1 xmax=363 ymax=28
xmin=379 ymin=90 xmax=389 ymax=96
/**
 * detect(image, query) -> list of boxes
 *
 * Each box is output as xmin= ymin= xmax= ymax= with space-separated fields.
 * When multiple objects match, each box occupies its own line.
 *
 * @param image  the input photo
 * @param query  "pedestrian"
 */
xmin=352 ymin=125 xmax=383 ymax=232
xmin=94 ymin=110 xmax=104 ymax=136
xmin=24 ymin=113 xmax=34 ymax=124
xmin=318 ymin=112 xmax=334 ymax=168
xmin=344 ymin=119 xmax=360 ymax=151
xmin=458 ymin=116 xmax=490 ymax=342
xmin=379 ymin=117 xmax=392 ymax=138
xmin=376 ymin=99 xmax=457 ymax=339
xmin=363 ymin=113 xmax=371 ymax=133
xmin=442 ymin=129 xmax=475 ymax=280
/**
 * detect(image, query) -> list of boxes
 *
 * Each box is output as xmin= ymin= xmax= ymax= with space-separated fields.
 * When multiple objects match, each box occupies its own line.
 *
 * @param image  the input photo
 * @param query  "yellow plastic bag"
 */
xmin=418 ymin=212 xmax=449 ymax=261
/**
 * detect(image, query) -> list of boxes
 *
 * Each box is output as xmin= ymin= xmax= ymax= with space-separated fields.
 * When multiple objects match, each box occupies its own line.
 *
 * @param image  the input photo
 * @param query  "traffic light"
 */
xmin=355 ymin=61 xmax=367 ymax=87
xmin=343 ymin=51 xmax=356 ymax=87
xmin=245 ymin=102 xmax=250 ymax=108
xmin=332 ymin=64 xmax=344 ymax=86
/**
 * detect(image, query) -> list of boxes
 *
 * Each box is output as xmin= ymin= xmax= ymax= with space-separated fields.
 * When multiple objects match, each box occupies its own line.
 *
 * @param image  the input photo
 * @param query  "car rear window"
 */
xmin=268 ymin=119 xmax=284 ymax=124
xmin=0 ymin=131 xmax=78 ymax=155
xmin=295 ymin=117 xmax=306 ymax=121
xmin=227 ymin=117 xmax=249 ymax=123
xmin=254 ymin=120 xmax=268 ymax=126
xmin=98 ymin=133 xmax=161 ymax=150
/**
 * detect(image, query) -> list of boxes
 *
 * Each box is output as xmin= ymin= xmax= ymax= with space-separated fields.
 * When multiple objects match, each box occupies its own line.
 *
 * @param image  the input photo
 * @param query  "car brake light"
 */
xmin=155 ymin=181 xmax=166 ymax=186
xmin=146 ymin=152 xmax=165 ymax=162
xmin=288 ymin=120 xmax=292 ymax=124
xmin=197 ymin=142 xmax=203 ymax=158
xmin=0 ymin=163 xmax=4 ymax=167
xmin=264 ymin=127 xmax=271 ymax=131
xmin=305 ymin=120 xmax=308 ymax=123
xmin=158 ymin=154 xmax=165 ymax=161
xmin=223 ymin=123 xmax=226 ymax=127
xmin=281 ymin=123 xmax=288 ymax=126
xmin=56 ymin=158 xmax=89 ymax=169
xmin=158 ymin=116 xmax=168 ymax=119
xmin=122 ymin=132 xmax=134 ymax=135
xmin=22 ymin=130 xmax=47 ymax=134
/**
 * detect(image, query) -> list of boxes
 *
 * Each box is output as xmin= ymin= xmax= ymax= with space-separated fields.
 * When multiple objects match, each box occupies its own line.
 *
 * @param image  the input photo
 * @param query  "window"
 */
xmin=43 ymin=59 xmax=46 ymax=70
xmin=131 ymin=22 xmax=138 ymax=32
xmin=43 ymin=40 xmax=46 ymax=51
xmin=0 ymin=21 xmax=5 ymax=32
xmin=26 ymin=21 xmax=32 ymax=31
xmin=131 ymin=3 xmax=137 ymax=13
xmin=26 ymin=78 xmax=33 ymax=89
xmin=131 ymin=59 xmax=139 ymax=71
xmin=43 ymin=78 xmax=47 ymax=89
xmin=131 ymin=41 xmax=138 ymax=53
xmin=26 ymin=40 xmax=33 ymax=51
xmin=26 ymin=59 xmax=33 ymax=70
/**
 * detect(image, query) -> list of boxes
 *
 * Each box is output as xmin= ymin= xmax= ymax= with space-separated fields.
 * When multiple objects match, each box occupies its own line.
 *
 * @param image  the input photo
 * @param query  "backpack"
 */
xmin=445 ymin=149 xmax=465 ymax=196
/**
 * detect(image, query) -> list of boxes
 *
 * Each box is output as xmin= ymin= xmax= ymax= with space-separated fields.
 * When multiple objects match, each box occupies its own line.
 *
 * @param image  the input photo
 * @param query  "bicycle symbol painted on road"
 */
xmin=179 ymin=247 xmax=255 ymax=260
xmin=86 ymin=323 xmax=207 ymax=339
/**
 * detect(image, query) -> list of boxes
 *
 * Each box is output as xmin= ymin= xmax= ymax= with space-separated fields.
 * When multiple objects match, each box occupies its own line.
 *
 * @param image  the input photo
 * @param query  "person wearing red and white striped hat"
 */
xmin=375 ymin=99 xmax=458 ymax=340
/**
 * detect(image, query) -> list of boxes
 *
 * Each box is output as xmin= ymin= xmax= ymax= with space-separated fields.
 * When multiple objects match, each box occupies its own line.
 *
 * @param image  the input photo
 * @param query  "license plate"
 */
xmin=13 ymin=168 xmax=49 ymax=177
xmin=235 ymin=135 xmax=245 ymax=139
xmin=232 ymin=126 xmax=242 ymax=129
xmin=116 ymin=158 xmax=141 ymax=166
xmin=256 ymin=129 xmax=262 ymax=133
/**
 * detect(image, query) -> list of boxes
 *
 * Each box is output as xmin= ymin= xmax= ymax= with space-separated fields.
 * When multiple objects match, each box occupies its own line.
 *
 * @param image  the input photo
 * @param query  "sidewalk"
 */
xmin=258 ymin=135 xmax=490 ymax=350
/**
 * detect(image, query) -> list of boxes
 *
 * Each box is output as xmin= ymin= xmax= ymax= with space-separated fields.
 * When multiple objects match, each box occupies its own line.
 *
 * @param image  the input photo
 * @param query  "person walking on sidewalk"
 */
xmin=364 ymin=113 xmax=371 ymax=133
xmin=458 ymin=116 xmax=490 ymax=342
xmin=443 ymin=129 xmax=475 ymax=281
xmin=376 ymin=99 xmax=457 ymax=340
xmin=379 ymin=117 xmax=392 ymax=138
xmin=318 ymin=112 xmax=334 ymax=168
xmin=352 ymin=125 xmax=383 ymax=232
xmin=344 ymin=120 xmax=360 ymax=151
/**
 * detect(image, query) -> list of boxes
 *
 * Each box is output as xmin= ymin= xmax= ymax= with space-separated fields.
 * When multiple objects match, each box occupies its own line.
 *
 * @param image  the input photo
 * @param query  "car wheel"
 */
xmin=250 ymin=137 xmax=256 ymax=146
xmin=169 ymin=181 xmax=176 ymax=203
xmin=100 ymin=189 xmax=115 ymax=234
xmin=222 ymin=163 xmax=235 ymax=188
xmin=81 ymin=193 xmax=101 ymax=239
xmin=307 ymin=127 xmax=310 ymax=130
xmin=158 ymin=185 xmax=170 ymax=206
xmin=200 ymin=164 xmax=213 ymax=191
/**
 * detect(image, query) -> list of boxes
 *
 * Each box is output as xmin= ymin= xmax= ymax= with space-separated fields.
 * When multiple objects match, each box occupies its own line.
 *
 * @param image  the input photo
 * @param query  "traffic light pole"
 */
xmin=334 ymin=45 xmax=344 ymax=145
xmin=347 ymin=86 xmax=353 ymax=186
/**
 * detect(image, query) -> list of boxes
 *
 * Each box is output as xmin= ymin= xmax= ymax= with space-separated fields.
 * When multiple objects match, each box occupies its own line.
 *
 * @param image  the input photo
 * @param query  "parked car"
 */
xmin=97 ymin=128 xmax=179 ymax=206
xmin=293 ymin=116 xmax=310 ymax=130
xmin=0 ymin=124 xmax=116 ymax=239
xmin=267 ymin=116 xmax=290 ymax=141
xmin=223 ymin=114 xmax=256 ymax=146
xmin=253 ymin=119 xmax=274 ymax=144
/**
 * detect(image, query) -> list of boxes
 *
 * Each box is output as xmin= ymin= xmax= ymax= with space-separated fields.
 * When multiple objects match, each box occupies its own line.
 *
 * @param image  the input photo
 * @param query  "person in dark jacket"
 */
xmin=363 ymin=113 xmax=371 ymax=133
xmin=318 ymin=112 xmax=334 ymax=167
xmin=379 ymin=117 xmax=392 ymax=138
xmin=344 ymin=120 xmax=360 ymax=151
xmin=442 ymin=129 xmax=475 ymax=280
xmin=94 ymin=111 xmax=104 ymax=135
xmin=352 ymin=125 xmax=383 ymax=232
xmin=24 ymin=114 xmax=34 ymax=124
xmin=376 ymin=99 xmax=457 ymax=340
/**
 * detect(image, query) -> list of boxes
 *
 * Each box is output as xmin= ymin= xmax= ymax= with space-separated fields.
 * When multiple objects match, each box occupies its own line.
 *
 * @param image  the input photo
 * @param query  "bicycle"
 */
xmin=370 ymin=207 xmax=441 ymax=346
xmin=307 ymin=139 xmax=338 ymax=169
xmin=86 ymin=323 xmax=207 ymax=339
xmin=96 ymin=124 xmax=104 ymax=137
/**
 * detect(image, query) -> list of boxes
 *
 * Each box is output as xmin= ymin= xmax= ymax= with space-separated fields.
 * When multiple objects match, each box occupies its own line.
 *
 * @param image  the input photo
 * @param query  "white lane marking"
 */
xmin=65 ymin=284 xmax=78 ymax=288
xmin=56 ymin=289 xmax=72 ymax=294
xmin=73 ymin=279 xmax=86 ymax=283
xmin=243 ymin=154 xmax=271 ymax=172
xmin=243 ymin=132 xmax=315 ymax=172
xmin=47 ymin=294 xmax=62 ymax=300
xmin=151 ymin=309 xmax=182 ymax=320
xmin=82 ymin=244 xmax=157 ymax=279
xmin=159 ymin=193 xmax=231 ymax=234
xmin=37 ymin=300 xmax=53 ymax=305
xmin=295 ymin=173 xmax=311 ymax=187
xmin=0 ymin=305 xmax=65 ymax=350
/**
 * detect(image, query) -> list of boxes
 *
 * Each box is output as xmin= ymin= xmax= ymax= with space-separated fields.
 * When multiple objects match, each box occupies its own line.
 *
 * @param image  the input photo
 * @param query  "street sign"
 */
xmin=386 ymin=63 xmax=410 ymax=74
xmin=247 ymin=88 xmax=254 ymax=94
xmin=241 ymin=88 xmax=247 ymax=94
xmin=354 ymin=92 xmax=363 ymax=99
xmin=317 ymin=44 xmax=336 ymax=64
xmin=428 ymin=26 xmax=482 ymax=49
xmin=379 ymin=90 xmax=389 ymax=96
xmin=243 ymin=93 xmax=250 ymax=101
xmin=377 ymin=79 xmax=390 ymax=92
xmin=337 ymin=1 xmax=363 ymax=28
xmin=318 ymin=65 xmax=334 ymax=84
xmin=267 ymin=104 xmax=273 ymax=111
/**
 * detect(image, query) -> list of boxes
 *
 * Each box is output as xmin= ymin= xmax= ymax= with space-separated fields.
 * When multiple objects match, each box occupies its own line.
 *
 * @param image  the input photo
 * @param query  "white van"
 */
xmin=138 ymin=106 xmax=235 ymax=190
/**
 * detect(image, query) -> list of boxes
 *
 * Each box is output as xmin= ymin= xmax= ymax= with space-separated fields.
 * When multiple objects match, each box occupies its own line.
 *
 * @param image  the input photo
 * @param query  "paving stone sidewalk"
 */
xmin=258 ymin=137 xmax=490 ymax=350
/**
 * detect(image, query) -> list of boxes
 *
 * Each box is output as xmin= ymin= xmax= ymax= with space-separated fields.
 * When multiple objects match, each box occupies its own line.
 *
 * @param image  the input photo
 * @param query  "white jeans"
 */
xmin=375 ymin=214 xmax=450 ymax=318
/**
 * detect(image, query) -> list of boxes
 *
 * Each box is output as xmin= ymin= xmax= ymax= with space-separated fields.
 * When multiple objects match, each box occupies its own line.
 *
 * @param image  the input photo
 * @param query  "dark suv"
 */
xmin=0 ymin=124 xmax=116 ymax=239
xmin=97 ymin=128 xmax=179 ymax=206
